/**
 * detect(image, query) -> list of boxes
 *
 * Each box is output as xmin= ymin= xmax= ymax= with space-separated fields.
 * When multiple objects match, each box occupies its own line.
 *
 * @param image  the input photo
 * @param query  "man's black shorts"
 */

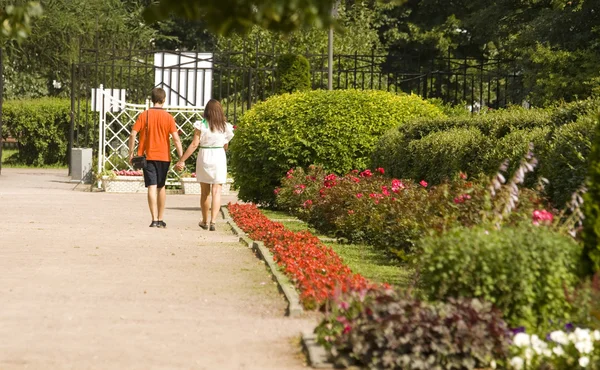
xmin=143 ymin=160 xmax=170 ymax=188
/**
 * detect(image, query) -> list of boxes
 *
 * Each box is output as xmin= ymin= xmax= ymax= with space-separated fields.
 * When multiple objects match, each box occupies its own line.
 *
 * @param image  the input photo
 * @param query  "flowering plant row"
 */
xmin=113 ymin=169 xmax=143 ymax=177
xmin=227 ymin=203 xmax=376 ymax=309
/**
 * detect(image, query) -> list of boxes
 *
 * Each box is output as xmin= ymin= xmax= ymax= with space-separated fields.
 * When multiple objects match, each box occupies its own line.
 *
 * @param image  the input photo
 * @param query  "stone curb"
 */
xmin=301 ymin=331 xmax=334 ymax=369
xmin=220 ymin=206 xmax=304 ymax=317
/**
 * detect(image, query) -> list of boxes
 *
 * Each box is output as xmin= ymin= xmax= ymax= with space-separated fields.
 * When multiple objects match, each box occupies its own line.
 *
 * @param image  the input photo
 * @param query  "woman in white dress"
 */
xmin=175 ymin=99 xmax=234 ymax=231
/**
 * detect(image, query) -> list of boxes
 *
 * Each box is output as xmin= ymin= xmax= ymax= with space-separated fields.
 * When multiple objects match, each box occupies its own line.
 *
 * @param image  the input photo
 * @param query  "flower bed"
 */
xmin=101 ymin=170 xmax=146 ymax=193
xmin=228 ymin=203 xmax=375 ymax=309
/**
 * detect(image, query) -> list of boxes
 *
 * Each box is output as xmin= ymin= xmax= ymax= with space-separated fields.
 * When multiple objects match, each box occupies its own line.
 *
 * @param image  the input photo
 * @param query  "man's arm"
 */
xmin=128 ymin=130 xmax=138 ymax=163
xmin=171 ymin=131 xmax=183 ymax=159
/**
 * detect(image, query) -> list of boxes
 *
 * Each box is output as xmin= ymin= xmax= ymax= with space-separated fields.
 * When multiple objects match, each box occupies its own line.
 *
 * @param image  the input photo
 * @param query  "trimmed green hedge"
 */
xmin=276 ymin=54 xmax=311 ymax=94
xmin=539 ymin=116 xmax=598 ymax=207
xmin=229 ymin=90 xmax=444 ymax=204
xmin=583 ymin=115 xmax=600 ymax=274
xmin=419 ymin=223 xmax=583 ymax=330
xmin=408 ymin=127 xmax=491 ymax=184
xmin=373 ymin=101 xmax=599 ymax=206
xmin=3 ymin=98 xmax=71 ymax=166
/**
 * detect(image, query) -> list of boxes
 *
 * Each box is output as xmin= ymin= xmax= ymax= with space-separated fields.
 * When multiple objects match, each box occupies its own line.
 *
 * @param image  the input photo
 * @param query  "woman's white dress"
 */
xmin=193 ymin=119 xmax=234 ymax=184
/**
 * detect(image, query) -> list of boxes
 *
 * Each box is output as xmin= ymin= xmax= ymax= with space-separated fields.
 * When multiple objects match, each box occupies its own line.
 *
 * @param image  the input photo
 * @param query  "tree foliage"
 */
xmin=378 ymin=0 xmax=600 ymax=105
xmin=143 ymin=0 xmax=402 ymax=36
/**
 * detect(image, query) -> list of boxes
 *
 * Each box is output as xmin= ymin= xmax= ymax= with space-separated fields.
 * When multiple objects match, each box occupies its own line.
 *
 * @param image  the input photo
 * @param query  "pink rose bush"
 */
xmin=276 ymin=166 xmax=545 ymax=259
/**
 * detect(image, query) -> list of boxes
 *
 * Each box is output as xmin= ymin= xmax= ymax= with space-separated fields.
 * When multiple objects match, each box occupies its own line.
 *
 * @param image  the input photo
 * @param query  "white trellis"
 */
xmin=96 ymin=85 xmax=204 ymax=186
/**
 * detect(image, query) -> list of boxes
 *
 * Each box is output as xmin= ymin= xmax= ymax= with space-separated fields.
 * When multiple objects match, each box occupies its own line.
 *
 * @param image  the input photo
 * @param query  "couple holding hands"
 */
xmin=128 ymin=88 xmax=234 ymax=230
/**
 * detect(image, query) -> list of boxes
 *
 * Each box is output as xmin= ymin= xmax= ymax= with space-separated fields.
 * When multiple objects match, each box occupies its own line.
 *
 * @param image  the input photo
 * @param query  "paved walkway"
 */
xmin=0 ymin=168 xmax=316 ymax=370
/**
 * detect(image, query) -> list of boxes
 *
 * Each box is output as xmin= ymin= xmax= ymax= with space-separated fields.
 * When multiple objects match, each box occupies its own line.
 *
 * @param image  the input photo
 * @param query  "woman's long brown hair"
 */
xmin=203 ymin=99 xmax=227 ymax=133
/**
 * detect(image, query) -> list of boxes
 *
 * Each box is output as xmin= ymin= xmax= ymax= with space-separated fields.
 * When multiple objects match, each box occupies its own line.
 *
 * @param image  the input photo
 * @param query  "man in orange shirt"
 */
xmin=128 ymin=88 xmax=184 ymax=228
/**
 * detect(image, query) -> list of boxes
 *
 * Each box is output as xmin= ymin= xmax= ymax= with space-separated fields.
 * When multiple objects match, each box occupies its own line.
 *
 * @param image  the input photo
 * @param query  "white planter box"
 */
xmin=180 ymin=178 xmax=234 ymax=195
xmin=101 ymin=176 xmax=147 ymax=193
xmin=181 ymin=177 xmax=201 ymax=194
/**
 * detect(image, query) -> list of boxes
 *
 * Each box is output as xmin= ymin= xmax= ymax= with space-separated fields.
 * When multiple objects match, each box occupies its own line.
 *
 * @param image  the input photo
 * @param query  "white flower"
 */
xmin=510 ymin=356 xmax=524 ymax=370
xmin=593 ymin=330 xmax=600 ymax=341
xmin=513 ymin=333 xmax=531 ymax=347
xmin=579 ymin=356 xmax=590 ymax=367
xmin=575 ymin=328 xmax=592 ymax=342
xmin=490 ymin=360 xmax=497 ymax=369
xmin=552 ymin=345 xmax=565 ymax=357
xmin=550 ymin=330 xmax=569 ymax=345
xmin=531 ymin=334 xmax=548 ymax=354
xmin=575 ymin=340 xmax=594 ymax=354
xmin=524 ymin=348 xmax=534 ymax=362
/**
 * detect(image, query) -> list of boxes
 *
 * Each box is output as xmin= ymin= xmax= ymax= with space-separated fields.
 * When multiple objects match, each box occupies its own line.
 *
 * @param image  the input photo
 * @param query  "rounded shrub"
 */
xmin=418 ymin=223 xmax=583 ymax=330
xmin=276 ymin=54 xmax=311 ymax=94
xmin=229 ymin=90 xmax=444 ymax=204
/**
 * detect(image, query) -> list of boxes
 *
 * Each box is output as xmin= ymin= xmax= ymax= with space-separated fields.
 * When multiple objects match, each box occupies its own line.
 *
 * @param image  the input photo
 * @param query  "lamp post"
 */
xmin=327 ymin=1 xmax=339 ymax=91
xmin=0 ymin=48 xmax=4 ymax=175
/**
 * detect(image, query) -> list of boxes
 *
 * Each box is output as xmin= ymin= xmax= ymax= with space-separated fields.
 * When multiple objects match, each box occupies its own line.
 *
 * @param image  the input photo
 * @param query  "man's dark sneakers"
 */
xmin=157 ymin=221 xmax=167 ymax=228
xmin=209 ymin=223 xmax=216 ymax=231
xmin=149 ymin=221 xmax=160 ymax=228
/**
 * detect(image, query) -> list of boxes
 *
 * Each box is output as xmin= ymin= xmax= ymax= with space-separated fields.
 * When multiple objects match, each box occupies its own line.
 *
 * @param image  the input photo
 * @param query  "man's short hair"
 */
xmin=151 ymin=88 xmax=166 ymax=104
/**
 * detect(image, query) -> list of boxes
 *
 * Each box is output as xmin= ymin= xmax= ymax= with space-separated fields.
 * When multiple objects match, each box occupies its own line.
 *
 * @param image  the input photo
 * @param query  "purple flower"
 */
xmin=565 ymin=323 xmax=574 ymax=332
xmin=510 ymin=327 xmax=526 ymax=335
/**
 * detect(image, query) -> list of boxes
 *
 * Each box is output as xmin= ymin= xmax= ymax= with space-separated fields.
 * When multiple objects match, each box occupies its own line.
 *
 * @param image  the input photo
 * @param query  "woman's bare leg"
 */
xmin=200 ymin=183 xmax=211 ymax=225
xmin=210 ymin=184 xmax=222 ymax=224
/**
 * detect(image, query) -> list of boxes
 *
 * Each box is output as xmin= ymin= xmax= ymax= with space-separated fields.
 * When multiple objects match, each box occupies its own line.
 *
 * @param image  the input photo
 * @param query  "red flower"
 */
xmin=347 ymin=210 xmax=355 ymax=215
xmin=391 ymin=179 xmax=404 ymax=192
xmin=351 ymin=169 xmax=359 ymax=174
xmin=459 ymin=172 xmax=468 ymax=180
xmin=323 ymin=174 xmax=338 ymax=188
xmin=286 ymin=168 xmax=294 ymax=179
xmin=532 ymin=209 xmax=553 ymax=225
xmin=381 ymin=186 xmax=390 ymax=196
xmin=420 ymin=180 xmax=428 ymax=188
xmin=274 ymin=188 xmax=281 ymax=195
xmin=303 ymin=199 xmax=313 ymax=208
xmin=356 ymin=193 xmax=363 ymax=199
xmin=376 ymin=167 xmax=385 ymax=175
xmin=359 ymin=169 xmax=372 ymax=178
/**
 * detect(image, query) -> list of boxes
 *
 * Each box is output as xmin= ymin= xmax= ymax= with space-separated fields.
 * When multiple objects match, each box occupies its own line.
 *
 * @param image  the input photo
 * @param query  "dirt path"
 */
xmin=0 ymin=168 xmax=317 ymax=370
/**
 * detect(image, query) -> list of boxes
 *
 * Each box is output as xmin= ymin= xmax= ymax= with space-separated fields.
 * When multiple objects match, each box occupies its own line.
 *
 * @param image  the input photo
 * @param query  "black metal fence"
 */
xmin=71 ymin=44 xmax=524 ymax=151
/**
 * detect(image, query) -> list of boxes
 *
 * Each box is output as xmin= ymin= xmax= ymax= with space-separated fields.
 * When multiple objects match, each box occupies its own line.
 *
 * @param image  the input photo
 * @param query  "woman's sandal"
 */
xmin=198 ymin=222 xmax=208 ymax=230
xmin=209 ymin=223 xmax=216 ymax=231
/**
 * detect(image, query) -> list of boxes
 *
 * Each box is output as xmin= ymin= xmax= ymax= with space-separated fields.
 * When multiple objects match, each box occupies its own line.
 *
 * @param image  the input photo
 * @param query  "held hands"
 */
xmin=174 ymin=160 xmax=185 ymax=172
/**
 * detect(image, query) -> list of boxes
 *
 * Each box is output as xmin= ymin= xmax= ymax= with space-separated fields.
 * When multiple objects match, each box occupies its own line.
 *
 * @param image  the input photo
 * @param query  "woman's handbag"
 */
xmin=131 ymin=111 xmax=150 ymax=170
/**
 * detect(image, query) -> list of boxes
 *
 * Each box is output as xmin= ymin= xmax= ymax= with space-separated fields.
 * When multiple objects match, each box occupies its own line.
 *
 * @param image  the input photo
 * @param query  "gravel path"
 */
xmin=0 ymin=168 xmax=316 ymax=370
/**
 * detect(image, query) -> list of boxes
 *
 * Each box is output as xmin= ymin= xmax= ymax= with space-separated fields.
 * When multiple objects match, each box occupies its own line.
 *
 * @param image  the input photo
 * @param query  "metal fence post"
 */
xmin=68 ymin=63 xmax=75 ymax=176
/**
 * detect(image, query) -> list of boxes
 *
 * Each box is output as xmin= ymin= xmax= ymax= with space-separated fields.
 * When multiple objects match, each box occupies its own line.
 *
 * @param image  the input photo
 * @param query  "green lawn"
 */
xmin=259 ymin=208 xmax=411 ymax=287
xmin=1 ymin=148 xmax=67 ymax=169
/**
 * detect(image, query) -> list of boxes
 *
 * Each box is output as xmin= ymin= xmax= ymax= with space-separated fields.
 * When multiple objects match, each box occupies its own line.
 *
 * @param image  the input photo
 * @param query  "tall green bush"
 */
xmin=229 ymin=90 xmax=444 ymax=204
xmin=418 ymin=223 xmax=583 ymax=330
xmin=276 ymin=54 xmax=311 ymax=94
xmin=3 ymin=98 xmax=72 ymax=166
xmin=583 ymin=116 xmax=600 ymax=275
